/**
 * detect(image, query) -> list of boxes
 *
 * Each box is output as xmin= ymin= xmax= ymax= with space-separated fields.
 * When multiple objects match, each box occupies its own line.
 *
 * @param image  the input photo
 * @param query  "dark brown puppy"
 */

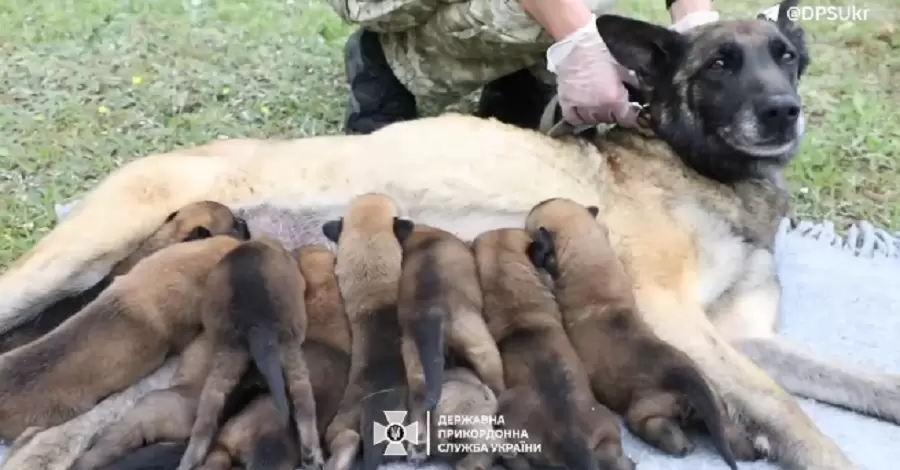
xmin=320 ymin=193 xmax=414 ymax=470
xmin=471 ymin=228 xmax=633 ymax=470
xmin=178 ymin=237 xmax=322 ymax=470
xmin=197 ymin=393 xmax=300 ymax=470
xmin=525 ymin=198 xmax=761 ymax=467
xmin=293 ymin=244 xmax=352 ymax=440
xmin=0 ymin=234 xmax=247 ymax=441
xmin=397 ymin=224 xmax=504 ymax=462
xmin=0 ymin=200 xmax=249 ymax=354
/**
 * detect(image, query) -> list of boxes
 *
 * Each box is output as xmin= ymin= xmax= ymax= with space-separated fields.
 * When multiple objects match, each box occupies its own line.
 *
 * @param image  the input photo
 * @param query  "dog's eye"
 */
xmin=709 ymin=58 xmax=726 ymax=70
xmin=781 ymin=50 xmax=796 ymax=62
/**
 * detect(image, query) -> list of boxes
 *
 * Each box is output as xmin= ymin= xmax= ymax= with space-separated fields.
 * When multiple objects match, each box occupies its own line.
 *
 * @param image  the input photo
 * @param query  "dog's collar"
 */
xmin=540 ymin=96 xmax=654 ymax=138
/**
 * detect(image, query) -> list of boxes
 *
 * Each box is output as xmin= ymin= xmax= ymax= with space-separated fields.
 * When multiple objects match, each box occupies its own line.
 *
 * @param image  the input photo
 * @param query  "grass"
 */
xmin=0 ymin=0 xmax=897 ymax=268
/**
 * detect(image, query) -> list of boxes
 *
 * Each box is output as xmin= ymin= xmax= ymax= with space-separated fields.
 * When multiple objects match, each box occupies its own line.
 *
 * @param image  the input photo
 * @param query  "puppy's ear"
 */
xmin=184 ymin=226 xmax=212 ymax=242
xmin=164 ymin=210 xmax=179 ymax=223
xmin=527 ymin=227 xmax=560 ymax=279
xmin=322 ymin=218 xmax=343 ymax=243
xmin=595 ymin=15 xmax=686 ymax=83
xmin=393 ymin=218 xmax=415 ymax=244
xmin=233 ymin=217 xmax=252 ymax=240
xmin=586 ymin=206 xmax=600 ymax=218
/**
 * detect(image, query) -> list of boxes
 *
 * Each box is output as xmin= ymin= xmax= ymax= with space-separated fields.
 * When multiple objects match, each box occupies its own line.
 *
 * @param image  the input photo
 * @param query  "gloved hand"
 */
xmin=546 ymin=15 xmax=639 ymax=129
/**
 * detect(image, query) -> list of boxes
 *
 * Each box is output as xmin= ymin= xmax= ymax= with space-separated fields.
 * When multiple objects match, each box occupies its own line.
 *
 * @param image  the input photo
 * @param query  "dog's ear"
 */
xmin=164 ymin=210 xmax=179 ymax=223
xmin=184 ymin=226 xmax=212 ymax=242
xmin=393 ymin=217 xmax=415 ymax=244
xmin=595 ymin=15 xmax=686 ymax=82
xmin=527 ymin=227 xmax=560 ymax=279
xmin=232 ymin=217 xmax=252 ymax=240
xmin=586 ymin=206 xmax=600 ymax=218
xmin=322 ymin=218 xmax=343 ymax=243
xmin=777 ymin=0 xmax=810 ymax=78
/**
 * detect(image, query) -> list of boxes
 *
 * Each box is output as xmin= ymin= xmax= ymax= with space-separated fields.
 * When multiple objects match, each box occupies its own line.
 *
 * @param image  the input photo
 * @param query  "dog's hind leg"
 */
xmin=447 ymin=310 xmax=505 ymax=395
xmin=179 ymin=347 xmax=251 ymax=470
xmin=735 ymin=336 xmax=900 ymax=424
xmin=281 ymin=343 xmax=325 ymax=470
xmin=636 ymin=289 xmax=858 ymax=470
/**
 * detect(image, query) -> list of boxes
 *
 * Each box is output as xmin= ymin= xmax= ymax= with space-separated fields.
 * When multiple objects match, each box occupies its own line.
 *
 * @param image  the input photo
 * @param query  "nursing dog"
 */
xmin=293 ymin=244 xmax=352 ymax=439
xmin=525 ymin=198 xmax=755 ymax=463
xmin=397 ymin=224 xmax=504 ymax=458
xmin=320 ymin=193 xmax=414 ymax=470
xmin=178 ymin=238 xmax=322 ymax=470
xmin=0 ymin=200 xmax=249 ymax=354
xmin=472 ymin=228 xmax=634 ymax=470
xmin=2 ymin=3 xmax=890 ymax=468
xmin=0 ymin=234 xmax=246 ymax=441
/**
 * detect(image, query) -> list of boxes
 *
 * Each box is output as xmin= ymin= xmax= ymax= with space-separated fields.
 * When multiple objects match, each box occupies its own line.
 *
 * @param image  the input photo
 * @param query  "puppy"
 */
xmin=320 ymin=193 xmax=414 ymax=470
xmin=471 ymin=228 xmax=633 ymax=470
xmin=197 ymin=394 xmax=300 ymax=470
xmin=178 ymin=238 xmax=322 ymax=470
xmin=525 ymin=198 xmax=757 ymax=467
xmin=293 ymin=245 xmax=351 ymax=438
xmin=0 ymin=201 xmax=249 ymax=354
xmin=397 ymin=224 xmax=504 ymax=460
xmin=429 ymin=367 xmax=500 ymax=470
xmin=70 ymin=332 xmax=213 ymax=470
xmin=0 ymin=234 xmax=246 ymax=441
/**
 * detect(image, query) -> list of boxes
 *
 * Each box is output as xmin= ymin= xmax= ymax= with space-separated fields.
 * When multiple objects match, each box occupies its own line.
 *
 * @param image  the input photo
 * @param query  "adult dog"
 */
xmin=0 ymin=2 xmax=896 ymax=469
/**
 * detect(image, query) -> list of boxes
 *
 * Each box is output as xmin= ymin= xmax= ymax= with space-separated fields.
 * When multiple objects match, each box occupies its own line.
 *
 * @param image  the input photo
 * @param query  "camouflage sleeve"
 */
xmin=323 ymin=0 xmax=446 ymax=33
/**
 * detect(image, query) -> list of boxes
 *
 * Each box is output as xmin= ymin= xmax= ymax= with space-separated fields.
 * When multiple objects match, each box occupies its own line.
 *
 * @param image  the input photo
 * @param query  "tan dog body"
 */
xmin=178 ymin=238 xmax=322 ymax=470
xmin=293 ymin=244 xmax=352 ymax=438
xmin=0 ymin=9 xmax=888 ymax=470
xmin=397 ymin=224 xmax=504 ymax=457
xmin=472 ymin=228 xmax=633 ymax=470
xmin=0 ymin=201 xmax=249 ymax=354
xmin=321 ymin=193 xmax=415 ymax=470
xmin=0 ymin=235 xmax=243 ymax=441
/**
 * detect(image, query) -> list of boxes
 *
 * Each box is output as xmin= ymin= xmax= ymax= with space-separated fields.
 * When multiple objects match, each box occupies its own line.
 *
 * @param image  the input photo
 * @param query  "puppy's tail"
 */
xmin=663 ymin=365 xmax=737 ymax=470
xmin=248 ymin=326 xmax=290 ymax=427
xmin=414 ymin=306 xmax=446 ymax=411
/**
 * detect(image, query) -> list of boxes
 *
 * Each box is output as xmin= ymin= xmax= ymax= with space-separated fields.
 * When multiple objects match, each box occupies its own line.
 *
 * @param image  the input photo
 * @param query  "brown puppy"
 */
xmin=525 ymin=198 xmax=759 ymax=467
xmin=197 ymin=393 xmax=300 ymax=470
xmin=429 ymin=367 xmax=500 ymax=470
xmin=293 ymin=245 xmax=351 ymax=439
xmin=178 ymin=238 xmax=322 ymax=470
xmin=471 ymin=228 xmax=633 ymax=470
xmin=397 ymin=224 xmax=504 ymax=461
xmin=0 ymin=200 xmax=249 ymax=354
xmin=0 ymin=234 xmax=246 ymax=441
xmin=70 ymin=332 xmax=216 ymax=470
xmin=320 ymin=193 xmax=414 ymax=470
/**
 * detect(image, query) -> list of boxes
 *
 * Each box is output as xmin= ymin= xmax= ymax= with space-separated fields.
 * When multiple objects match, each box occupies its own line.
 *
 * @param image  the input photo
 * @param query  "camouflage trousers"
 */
xmin=326 ymin=0 xmax=617 ymax=110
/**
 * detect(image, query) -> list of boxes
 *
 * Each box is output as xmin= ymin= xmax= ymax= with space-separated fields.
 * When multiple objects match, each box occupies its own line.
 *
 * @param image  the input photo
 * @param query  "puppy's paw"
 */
xmin=300 ymin=446 xmax=325 ymax=470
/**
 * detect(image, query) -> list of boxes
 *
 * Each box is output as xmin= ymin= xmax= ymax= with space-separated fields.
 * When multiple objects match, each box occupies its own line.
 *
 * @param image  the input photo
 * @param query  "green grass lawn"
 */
xmin=0 ymin=0 xmax=897 ymax=269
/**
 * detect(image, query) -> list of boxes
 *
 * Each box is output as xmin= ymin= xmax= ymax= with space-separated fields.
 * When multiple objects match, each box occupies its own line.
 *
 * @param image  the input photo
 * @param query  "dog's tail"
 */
xmin=247 ymin=430 xmax=296 ymax=470
xmin=414 ymin=305 xmax=446 ymax=411
xmin=663 ymin=365 xmax=737 ymax=470
xmin=248 ymin=326 xmax=290 ymax=427
xmin=360 ymin=387 xmax=405 ymax=470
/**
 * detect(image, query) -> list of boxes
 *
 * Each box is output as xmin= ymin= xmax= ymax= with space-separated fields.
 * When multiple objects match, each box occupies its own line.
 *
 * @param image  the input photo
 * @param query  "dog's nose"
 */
xmin=756 ymin=95 xmax=801 ymax=130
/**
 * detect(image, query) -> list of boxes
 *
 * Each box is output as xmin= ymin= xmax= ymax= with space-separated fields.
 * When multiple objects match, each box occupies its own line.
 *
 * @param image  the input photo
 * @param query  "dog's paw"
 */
xmin=300 ymin=446 xmax=325 ymax=470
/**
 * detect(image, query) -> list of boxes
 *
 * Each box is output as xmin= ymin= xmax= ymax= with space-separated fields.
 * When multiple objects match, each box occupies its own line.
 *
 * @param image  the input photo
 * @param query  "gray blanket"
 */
xmin=1 ymin=218 xmax=898 ymax=468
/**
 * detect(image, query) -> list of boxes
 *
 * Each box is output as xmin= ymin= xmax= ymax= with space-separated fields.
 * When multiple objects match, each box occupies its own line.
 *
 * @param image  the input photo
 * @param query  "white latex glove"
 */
xmin=546 ymin=15 xmax=638 ymax=128
xmin=670 ymin=10 xmax=720 ymax=33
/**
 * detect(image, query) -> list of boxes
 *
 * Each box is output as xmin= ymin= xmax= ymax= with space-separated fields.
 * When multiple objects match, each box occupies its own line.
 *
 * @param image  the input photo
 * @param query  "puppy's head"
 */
xmin=156 ymin=200 xmax=251 ymax=243
xmin=294 ymin=244 xmax=337 ymax=286
xmin=596 ymin=0 xmax=809 ymax=182
xmin=524 ymin=198 xmax=604 ymax=278
xmin=321 ymin=193 xmax=414 ymax=245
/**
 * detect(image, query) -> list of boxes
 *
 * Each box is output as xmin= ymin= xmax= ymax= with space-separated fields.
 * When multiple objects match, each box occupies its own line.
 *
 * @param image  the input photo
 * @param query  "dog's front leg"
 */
xmin=635 ymin=288 xmax=857 ymax=470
